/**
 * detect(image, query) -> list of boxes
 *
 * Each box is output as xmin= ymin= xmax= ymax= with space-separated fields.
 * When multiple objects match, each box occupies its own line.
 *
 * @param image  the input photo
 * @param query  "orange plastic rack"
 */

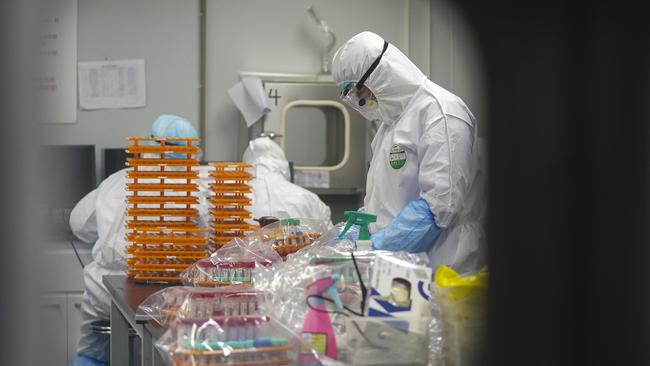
xmin=208 ymin=162 xmax=256 ymax=254
xmin=125 ymin=137 xmax=208 ymax=284
xmin=126 ymin=170 xmax=199 ymax=179
xmin=127 ymin=221 xmax=199 ymax=230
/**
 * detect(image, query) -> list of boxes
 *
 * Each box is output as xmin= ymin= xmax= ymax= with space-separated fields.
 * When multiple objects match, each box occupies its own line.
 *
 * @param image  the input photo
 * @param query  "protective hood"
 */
xmin=242 ymin=137 xmax=290 ymax=180
xmin=332 ymin=31 xmax=428 ymax=124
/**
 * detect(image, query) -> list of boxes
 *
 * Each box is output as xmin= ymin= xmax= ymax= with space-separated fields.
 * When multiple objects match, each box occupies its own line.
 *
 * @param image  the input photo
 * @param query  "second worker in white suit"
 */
xmin=242 ymin=136 xmax=331 ymax=225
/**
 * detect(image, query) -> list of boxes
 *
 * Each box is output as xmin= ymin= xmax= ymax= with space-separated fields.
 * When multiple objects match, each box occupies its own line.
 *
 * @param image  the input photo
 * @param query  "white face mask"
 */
xmin=355 ymin=102 xmax=383 ymax=122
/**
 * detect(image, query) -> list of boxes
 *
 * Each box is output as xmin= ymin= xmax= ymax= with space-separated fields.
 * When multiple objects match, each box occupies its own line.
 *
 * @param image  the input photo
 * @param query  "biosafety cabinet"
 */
xmin=238 ymin=73 xmax=369 ymax=191
xmin=237 ymin=73 xmax=370 ymax=222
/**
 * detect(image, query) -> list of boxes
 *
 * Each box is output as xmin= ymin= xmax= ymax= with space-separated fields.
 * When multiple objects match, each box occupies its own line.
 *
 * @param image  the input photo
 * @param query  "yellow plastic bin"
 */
xmin=433 ymin=265 xmax=488 ymax=366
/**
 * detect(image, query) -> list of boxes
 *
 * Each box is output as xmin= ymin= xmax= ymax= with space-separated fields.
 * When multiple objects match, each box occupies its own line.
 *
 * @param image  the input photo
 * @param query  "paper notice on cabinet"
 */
xmin=294 ymin=170 xmax=330 ymax=189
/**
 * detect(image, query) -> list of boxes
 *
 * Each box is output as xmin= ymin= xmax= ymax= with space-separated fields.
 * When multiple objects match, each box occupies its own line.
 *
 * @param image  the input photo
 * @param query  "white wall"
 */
xmin=430 ymin=0 xmax=487 ymax=135
xmin=40 ymin=0 xmax=201 ymax=182
xmin=204 ymin=0 xmax=414 ymax=161
xmin=39 ymin=0 xmax=486 ymax=179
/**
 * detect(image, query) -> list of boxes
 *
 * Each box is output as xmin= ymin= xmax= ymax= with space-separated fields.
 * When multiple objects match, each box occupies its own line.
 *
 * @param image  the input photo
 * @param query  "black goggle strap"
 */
xmin=356 ymin=40 xmax=389 ymax=91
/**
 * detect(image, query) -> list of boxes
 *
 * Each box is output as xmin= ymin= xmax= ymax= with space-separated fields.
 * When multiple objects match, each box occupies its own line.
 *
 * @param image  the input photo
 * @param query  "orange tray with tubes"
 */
xmin=127 ymin=183 xmax=198 ymax=192
xmin=210 ymin=229 xmax=252 ymax=237
xmin=212 ymin=202 xmax=250 ymax=211
xmin=211 ymin=195 xmax=250 ymax=202
xmin=126 ymin=245 xmax=207 ymax=253
xmin=127 ymin=234 xmax=207 ymax=245
xmin=209 ymin=197 xmax=251 ymax=206
xmin=274 ymin=243 xmax=311 ymax=257
xmin=209 ymin=184 xmax=252 ymax=193
xmin=127 ymin=208 xmax=198 ymax=217
xmin=126 ymin=243 xmax=207 ymax=251
xmin=127 ymin=170 xmax=199 ymax=180
xmin=208 ymin=161 xmax=253 ymax=254
xmin=127 ymin=196 xmax=199 ymax=205
xmin=208 ymin=170 xmax=252 ymax=179
xmin=211 ymin=205 xmax=250 ymax=212
xmin=210 ymin=223 xmax=256 ymax=231
xmin=127 ymin=158 xmax=200 ymax=166
xmin=127 ymin=221 xmax=199 ymax=230
xmin=126 ymin=244 xmax=206 ymax=253
xmin=212 ymin=191 xmax=248 ymax=197
xmin=126 ymin=137 xmax=207 ymax=284
xmin=210 ymin=230 xmax=252 ymax=238
xmin=209 ymin=198 xmax=250 ymax=205
xmin=129 ymin=264 xmax=191 ymax=272
xmin=210 ymin=162 xmax=252 ymax=169
xmin=128 ymin=227 xmax=207 ymax=234
xmin=209 ymin=209 xmax=252 ymax=218
xmin=129 ymin=273 xmax=182 ymax=284
xmin=210 ymin=221 xmax=252 ymax=229
xmin=127 ymin=258 xmax=196 ymax=266
xmin=211 ymin=179 xmax=251 ymax=185
xmin=126 ymin=250 xmax=207 ymax=260
xmin=127 ymin=145 xmax=200 ymax=155
xmin=127 ymin=257 xmax=197 ymax=265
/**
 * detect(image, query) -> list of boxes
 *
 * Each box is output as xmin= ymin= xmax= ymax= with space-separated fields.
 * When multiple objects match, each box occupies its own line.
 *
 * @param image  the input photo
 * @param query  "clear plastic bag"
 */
xmin=180 ymin=236 xmax=282 ymax=287
xmin=432 ymin=266 xmax=487 ymax=366
xmin=338 ymin=316 xmax=430 ymax=366
xmin=254 ymin=243 xmax=374 ymax=336
xmin=135 ymin=286 xmax=268 ymax=327
xmin=429 ymin=294 xmax=446 ymax=366
xmin=254 ymin=241 xmax=433 ymax=365
xmin=155 ymin=315 xmax=330 ymax=366
xmin=243 ymin=218 xmax=328 ymax=258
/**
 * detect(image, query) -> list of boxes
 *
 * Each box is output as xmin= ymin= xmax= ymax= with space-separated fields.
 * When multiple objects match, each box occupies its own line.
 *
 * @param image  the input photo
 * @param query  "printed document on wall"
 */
xmin=36 ymin=0 xmax=77 ymax=123
xmin=78 ymin=59 xmax=146 ymax=110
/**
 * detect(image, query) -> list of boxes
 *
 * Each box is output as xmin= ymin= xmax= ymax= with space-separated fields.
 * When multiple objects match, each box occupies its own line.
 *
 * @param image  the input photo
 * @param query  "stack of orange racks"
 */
xmin=124 ymin=137 xmax=208 ymax=283
xmin=208 ymin=162 xmax=256 ymax=254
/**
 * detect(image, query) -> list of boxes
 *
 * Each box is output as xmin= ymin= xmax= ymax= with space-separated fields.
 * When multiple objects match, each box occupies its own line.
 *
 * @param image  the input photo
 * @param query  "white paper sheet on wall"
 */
xmin=227 ymin=76 xmax=271 ymax=127
xmin=294 ymin=170 xmax=330 ymax=189
xmin=78 ymin=59 xmax=146 ymax=110
xmin=36 ymin=0 xmax=78 ymax=123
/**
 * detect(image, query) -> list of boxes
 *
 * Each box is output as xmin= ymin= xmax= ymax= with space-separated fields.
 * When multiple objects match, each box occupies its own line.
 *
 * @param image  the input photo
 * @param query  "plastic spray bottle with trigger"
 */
xmin=300 ymin=276 xmax=343 ymax=363
xmin=338 ymin=211 xmax=377 ymax=251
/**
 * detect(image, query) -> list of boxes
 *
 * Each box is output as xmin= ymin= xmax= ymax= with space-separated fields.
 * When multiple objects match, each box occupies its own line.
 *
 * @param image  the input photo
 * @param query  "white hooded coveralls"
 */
xmin=242 ymin=137 xmax=332 ymax=224
xmin=70 ymin=142 xmax=331 ymax=360
xmin=69 ymin=165 xmax=213 ymax=361
xmin=332 ymin=31 xmax=485 ymax=273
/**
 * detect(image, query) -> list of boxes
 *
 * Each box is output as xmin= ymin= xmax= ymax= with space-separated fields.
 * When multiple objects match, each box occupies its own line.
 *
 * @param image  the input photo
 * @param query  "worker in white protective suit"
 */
xmin=242 ymin=136 xmax=331 ymax=224
xmin=332 ymin=31 xmax=485 ymax=273
xmin=68 ymin=115 xmax=210 ymax=366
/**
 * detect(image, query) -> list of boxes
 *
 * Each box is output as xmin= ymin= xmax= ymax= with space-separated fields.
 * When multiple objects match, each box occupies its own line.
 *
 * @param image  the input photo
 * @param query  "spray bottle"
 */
xmin=300 ymin=276 xmax=343 ymax=363
xmin=338 ymin=211 xmax=377 ymax=251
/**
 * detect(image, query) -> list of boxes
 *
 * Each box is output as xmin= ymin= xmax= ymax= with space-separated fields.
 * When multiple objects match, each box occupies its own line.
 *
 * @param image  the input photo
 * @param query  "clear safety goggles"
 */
xmin=337 ymin=40 xmax=389 ymax=109
xmin=339 ymin=82 xmax=378 ymax=109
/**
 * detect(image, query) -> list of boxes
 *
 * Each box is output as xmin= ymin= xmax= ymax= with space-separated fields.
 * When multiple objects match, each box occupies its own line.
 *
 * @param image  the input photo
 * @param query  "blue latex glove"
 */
xmin=371 ymin=198 xmax=441 ymax=253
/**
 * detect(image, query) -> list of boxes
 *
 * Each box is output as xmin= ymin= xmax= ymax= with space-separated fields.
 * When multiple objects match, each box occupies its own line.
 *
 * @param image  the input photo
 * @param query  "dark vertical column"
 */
xmin=456 ymin=1 xmax=650 ymax=365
